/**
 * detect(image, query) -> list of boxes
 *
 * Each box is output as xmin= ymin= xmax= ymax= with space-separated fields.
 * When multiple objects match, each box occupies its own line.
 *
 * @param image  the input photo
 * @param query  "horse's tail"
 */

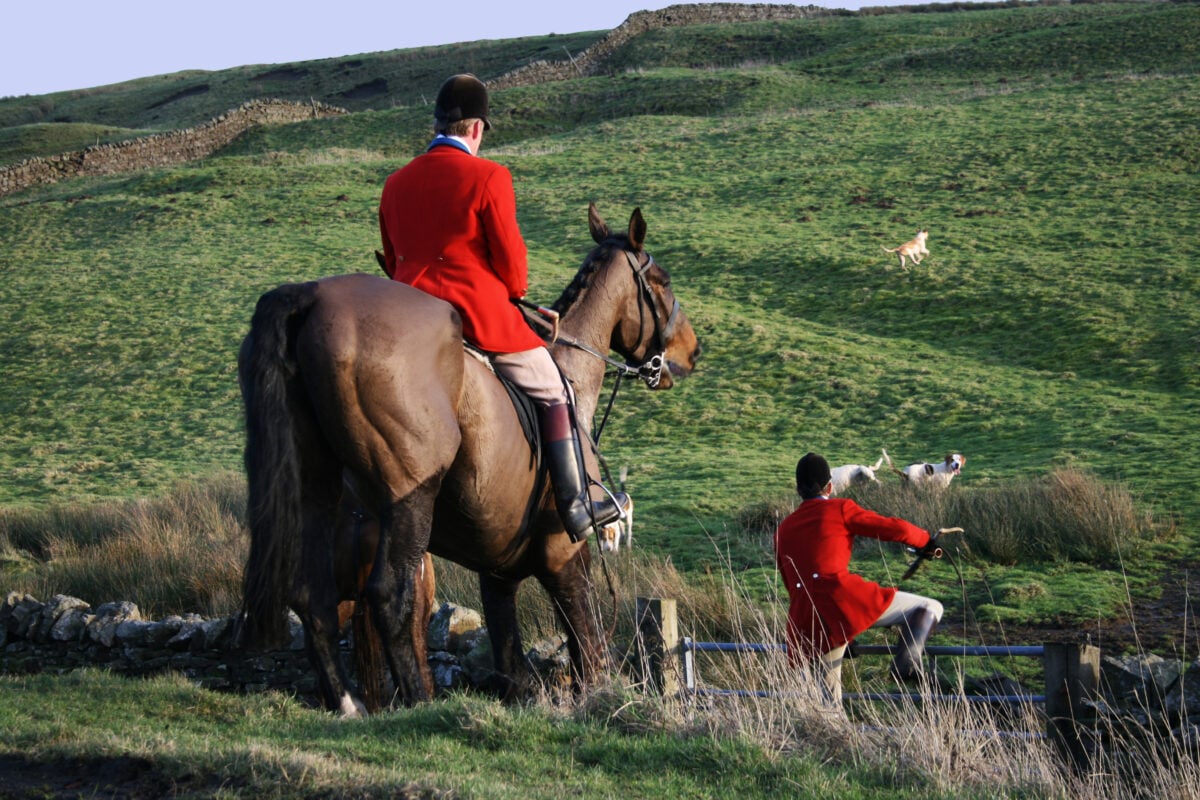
xmin=236 ymin=281 xmax=321 ymax=650
xmin=351 ymin=601 xmax=385 ymax=712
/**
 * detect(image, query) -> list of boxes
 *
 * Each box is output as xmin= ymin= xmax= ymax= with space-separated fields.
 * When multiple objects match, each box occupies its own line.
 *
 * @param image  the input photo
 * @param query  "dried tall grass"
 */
xmin=563 ymin=553 xmax=1200 ymax=800
xmin=745 ymin=468 xmax=1167 ymax=566
xmin=0 ymin=473 xmax=246 ymax=617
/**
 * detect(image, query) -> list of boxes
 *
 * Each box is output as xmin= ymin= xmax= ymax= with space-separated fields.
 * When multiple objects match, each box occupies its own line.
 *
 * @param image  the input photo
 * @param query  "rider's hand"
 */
xmin=918 ymin=537 xmax=943 ymax=560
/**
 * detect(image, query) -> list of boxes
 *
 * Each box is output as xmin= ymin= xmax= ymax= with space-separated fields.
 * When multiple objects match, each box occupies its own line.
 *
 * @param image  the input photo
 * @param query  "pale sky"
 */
xmin=1 ymin=0 xmax=946 ymax=99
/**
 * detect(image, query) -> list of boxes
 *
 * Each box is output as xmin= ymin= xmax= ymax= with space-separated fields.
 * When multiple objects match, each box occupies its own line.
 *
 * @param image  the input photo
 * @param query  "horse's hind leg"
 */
xmin=366 ymin=481 xmax=438 ymax=705
xmin=294 ymin=474 xmax=367 ymax=717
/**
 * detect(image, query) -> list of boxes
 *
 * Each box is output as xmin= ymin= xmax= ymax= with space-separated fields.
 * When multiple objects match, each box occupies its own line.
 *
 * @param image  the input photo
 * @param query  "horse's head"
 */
xmin=555 ymin=203 xmax=700 ymax=390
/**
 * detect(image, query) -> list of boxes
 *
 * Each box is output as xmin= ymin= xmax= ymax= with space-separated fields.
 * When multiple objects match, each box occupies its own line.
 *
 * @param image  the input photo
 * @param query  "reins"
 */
xmin=514 ymin=296 xmax=657 ymax=386
xmin=515 ymin=244 xmax=678 ymax=638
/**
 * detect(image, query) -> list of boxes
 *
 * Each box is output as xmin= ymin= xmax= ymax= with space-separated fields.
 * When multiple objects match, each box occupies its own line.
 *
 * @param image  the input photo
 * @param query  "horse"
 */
xmin=236 ymin=203 xmax=700 ymax=715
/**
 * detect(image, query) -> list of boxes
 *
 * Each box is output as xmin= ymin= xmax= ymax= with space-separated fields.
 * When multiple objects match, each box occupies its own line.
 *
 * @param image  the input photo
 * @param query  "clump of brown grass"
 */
xmin=1 ymin=473 xmax=246 ymax=617
xmin=837 ymin=468 xmax=1166 ymax=565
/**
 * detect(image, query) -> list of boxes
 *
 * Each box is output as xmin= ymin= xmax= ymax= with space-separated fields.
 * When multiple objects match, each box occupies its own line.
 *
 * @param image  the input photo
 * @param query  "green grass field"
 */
xmin=2 ymin=3 xmax=1199 ymax=795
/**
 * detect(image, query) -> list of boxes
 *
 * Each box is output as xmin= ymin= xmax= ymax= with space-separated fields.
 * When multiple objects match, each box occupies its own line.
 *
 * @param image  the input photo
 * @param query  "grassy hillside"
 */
xmin=1 ymin=0 xmax=1197 ymax=609
xmin=605 ymin=2 xmax=1200 ymax=76
xmin=0 ymin=31 xmax=606 ymax=139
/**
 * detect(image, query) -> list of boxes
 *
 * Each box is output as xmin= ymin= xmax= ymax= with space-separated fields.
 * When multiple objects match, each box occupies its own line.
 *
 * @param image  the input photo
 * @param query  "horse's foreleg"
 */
xmin=540 ymin=550 xmax=609 ymax=692
xmin=478 ymin=572 xmax=529 ymax=702
xmin=366 ymin=485 xmax=437 ymax=706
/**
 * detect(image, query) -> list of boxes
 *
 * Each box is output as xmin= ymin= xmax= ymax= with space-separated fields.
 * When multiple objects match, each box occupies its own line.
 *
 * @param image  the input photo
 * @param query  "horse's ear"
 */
xmin=588 ymin=202 xmax=610 ymax=244
xmin=628 ymin=208 xmax=646 ymax=251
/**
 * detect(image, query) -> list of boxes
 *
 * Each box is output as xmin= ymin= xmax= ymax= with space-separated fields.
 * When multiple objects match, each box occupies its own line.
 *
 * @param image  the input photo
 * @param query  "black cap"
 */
xmin=796 ymin=453 xmax=832 ymax=497
xmin=435 ymin=74 xmax=491 ymax=131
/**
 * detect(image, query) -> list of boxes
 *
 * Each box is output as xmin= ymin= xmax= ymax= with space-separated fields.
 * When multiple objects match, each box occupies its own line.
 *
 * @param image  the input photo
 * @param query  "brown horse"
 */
xmin=236 ymin=204 xmax=700 ymax=714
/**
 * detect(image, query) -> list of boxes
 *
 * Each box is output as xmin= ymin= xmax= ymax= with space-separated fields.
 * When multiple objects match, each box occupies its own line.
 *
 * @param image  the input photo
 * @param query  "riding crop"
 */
xmin=901 ymin=526 xmax=964 ymax=581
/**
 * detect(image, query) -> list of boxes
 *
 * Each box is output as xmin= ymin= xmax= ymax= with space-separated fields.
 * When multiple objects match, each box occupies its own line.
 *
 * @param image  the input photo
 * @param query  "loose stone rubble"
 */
xmin=1 ymin=591 xmax=569 ymax=701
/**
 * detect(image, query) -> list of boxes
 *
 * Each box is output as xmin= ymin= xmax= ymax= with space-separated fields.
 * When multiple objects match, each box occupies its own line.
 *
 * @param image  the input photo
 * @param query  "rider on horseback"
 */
xmin=377 ymin=74 xmax=628 ymax=542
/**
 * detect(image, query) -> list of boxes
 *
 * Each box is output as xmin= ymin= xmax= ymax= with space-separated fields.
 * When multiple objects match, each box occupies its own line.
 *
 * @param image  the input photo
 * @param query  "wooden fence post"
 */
xmin=635 ymin=597 xmax=679 ymax=696
xmin=1043 ymin=642 xmax=1100 ymax=772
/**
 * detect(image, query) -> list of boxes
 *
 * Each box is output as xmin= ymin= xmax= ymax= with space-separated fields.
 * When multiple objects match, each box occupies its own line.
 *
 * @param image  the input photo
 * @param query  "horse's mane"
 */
xmin=551 ymin=236 xmax=629 ymax=315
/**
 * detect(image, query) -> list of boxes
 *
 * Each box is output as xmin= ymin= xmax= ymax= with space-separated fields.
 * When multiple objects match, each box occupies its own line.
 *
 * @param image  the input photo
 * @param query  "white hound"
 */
xmin=829 ymin=450 xmax=889 ymax=495
xmin=893 ymin=452 xmax=965 ymax=489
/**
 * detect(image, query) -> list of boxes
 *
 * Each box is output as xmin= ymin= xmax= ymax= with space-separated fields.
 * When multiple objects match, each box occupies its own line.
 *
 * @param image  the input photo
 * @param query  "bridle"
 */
xmin=517 ymin=244 xmax=681 ymax=393
xmin=623 ymin=249 xmax=683 ymax=389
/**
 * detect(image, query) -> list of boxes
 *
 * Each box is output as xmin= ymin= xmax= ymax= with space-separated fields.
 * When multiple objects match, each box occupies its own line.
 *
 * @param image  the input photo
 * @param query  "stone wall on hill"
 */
xmin=0 ymin=4 xmax=830 ymax=198
xmin=0 ymin=99 xmax=345 ymax=198
xmin=488 ymin=3 xmax=829 ymax=90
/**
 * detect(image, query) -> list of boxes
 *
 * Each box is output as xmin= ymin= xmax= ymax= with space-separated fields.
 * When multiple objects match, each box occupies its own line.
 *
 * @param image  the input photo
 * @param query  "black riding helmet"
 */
xmin=435 ymin=74 xmax=491 ymax=131
xmin=796 ymin=452 xmax=832 ymax=498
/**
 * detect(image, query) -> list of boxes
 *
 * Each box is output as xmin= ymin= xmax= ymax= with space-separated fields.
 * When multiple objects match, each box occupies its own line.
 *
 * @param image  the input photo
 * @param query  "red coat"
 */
xmin=775 ymin=497 xmax=930 ymax=662
xmin=378 ymin=142 xmax=545 ymax=353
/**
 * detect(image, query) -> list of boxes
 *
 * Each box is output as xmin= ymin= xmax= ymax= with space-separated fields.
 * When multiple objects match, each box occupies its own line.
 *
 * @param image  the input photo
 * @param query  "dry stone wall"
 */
xmin=4 ymin=589 xmax=1200 ymax=735
xmin=489 ymin=3 xmax=829 ymax=90
xmin=2 ymin=591 xmax=322 ymax=697
xmin=0 ymin=99 xmax=345 ymax=198
xmin=0 ymin=591 xmax=568 ymax=702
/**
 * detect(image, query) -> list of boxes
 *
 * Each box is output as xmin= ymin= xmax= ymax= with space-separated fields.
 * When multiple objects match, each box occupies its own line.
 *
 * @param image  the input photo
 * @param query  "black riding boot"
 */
xmin=891 ymin=607 xmax=938 ymax=682
xmin=539 ymin=402 xmax=628 ymax=543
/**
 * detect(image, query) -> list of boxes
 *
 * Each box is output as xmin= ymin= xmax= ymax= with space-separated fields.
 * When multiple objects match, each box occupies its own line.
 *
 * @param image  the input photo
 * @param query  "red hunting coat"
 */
xmin=378 ymin=142 xmax=545 ymax=354
xmin=775 ymin=496 xmax=931 ymax=662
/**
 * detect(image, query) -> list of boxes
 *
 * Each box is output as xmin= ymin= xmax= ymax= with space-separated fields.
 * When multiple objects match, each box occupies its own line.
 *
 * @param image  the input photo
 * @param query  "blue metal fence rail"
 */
xmin=681 ymin=637 xmax=1047 ymax=704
